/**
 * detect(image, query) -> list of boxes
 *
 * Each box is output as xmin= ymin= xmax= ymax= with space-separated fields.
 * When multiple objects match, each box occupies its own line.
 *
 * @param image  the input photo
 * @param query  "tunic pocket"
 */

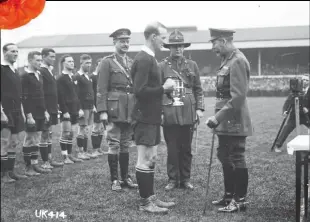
xmin=107 ymin=98 xmax=119 ymax=118
xmin=217 ymin=66 xmax=230 ymax=88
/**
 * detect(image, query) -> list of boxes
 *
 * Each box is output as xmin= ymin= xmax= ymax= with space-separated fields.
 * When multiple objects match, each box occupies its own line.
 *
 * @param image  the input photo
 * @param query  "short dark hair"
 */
xmin=2 ymin=43 xmax=16 ymax=53
xmin=80 ymin=54 xmax=92 ymax=64
xmin=144 ymin=22 xmax=167 ymax=39
xmin=41 ymin=48 xmax=55 ymax=57
xmin=60 ymin=54 xmax=73 ymax=64
xmin=27 ymin=51 xmax=41 ymax=61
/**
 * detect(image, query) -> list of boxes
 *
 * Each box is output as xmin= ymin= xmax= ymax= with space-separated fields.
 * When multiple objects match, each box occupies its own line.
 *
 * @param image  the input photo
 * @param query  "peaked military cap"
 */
xmin=209 ymin=28 xmax=236 ymax=42
xmin=163 ymin=29 xmax=191 ymax=49
xmin=109 ymin=28 xmax=131 ymax=39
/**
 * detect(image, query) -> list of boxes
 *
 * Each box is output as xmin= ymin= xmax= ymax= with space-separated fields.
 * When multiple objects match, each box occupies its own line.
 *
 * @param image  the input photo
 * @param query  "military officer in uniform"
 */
xmin=159 ymin=30 xmax=204 ymax=191
xmin=205 ymin=28 xmax=253 ymax=213
xmin=97 ymin=28 xmax=138 ymax=191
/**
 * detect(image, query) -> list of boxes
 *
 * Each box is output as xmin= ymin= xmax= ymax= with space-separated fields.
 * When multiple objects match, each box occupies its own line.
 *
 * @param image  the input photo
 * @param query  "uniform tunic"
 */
xmin=214 ymin=49 xmax=253 ymax=137
xmin=96 ymin=53 xmax=134 ymax=153
xmin=159 ymin=56 xmax=204 ymax=183
xmin=160 ymin=56 xmax=204 ymax=125
xmin=97 ymin=53 xmax=135 ymax=123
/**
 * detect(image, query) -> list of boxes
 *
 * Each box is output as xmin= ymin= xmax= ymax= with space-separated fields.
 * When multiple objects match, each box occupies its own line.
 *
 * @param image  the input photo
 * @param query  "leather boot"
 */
xmin=68 ymin=154 xmax=83 ymax=163
xmin=2 ymin=172 xmax=16 ymax=183
xmin=234 ymin=168 xmax=249 ymax=200
xmin=108 ymin=154 xmax=121 ymax=191
xmin=8 ymin=171 xmax=28 ymax=180
xmin=33 ymin=164 xmax=52 ymax=174
xmin=25 ymin=165 xmax=40 ymax=176
xmin=139 ymin=197 xmax=169 ymax=214
xmin=212 ymin=167 xmax=234 ymax=206
xmin=150 ymin=195 xmax=176 ymax=208
xmin=218 ymin=168 xmax=249 ymax=213
xmin=49 ymin=154 xmax=64 ymax=167
xmin=119 ymin=152 xmax=138 ymax=189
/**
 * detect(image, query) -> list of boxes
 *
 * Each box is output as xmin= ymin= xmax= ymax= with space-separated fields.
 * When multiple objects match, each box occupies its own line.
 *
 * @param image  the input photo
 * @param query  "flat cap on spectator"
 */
xmin=109 ymin=28 xmax=131 ymax=40
xmin=209 ymin=28 xmax=235 ymax=42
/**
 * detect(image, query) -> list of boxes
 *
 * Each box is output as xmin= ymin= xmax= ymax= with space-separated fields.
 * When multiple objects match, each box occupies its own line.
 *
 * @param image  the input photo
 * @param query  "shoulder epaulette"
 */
xmin=102 ymin=54 xmax=114 ymax=60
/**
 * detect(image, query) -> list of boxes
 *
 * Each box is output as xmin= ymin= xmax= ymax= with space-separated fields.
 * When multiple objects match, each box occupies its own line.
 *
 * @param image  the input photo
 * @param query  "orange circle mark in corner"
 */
xmin=0 ymin=0 xmax=46 ymax=30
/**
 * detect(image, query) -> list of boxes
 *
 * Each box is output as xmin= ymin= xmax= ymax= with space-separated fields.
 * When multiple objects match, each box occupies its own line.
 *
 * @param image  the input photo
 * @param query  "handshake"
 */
xmin=163 ymin=78 xmax=176 ymax=93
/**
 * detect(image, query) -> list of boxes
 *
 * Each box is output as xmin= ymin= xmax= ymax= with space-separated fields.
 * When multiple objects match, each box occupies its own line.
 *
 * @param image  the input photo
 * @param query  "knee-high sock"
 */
xmin=83 ymin=137 xmax=88 ymax=152
xmin=31 ymin=146 xmax=39 ymax=160
xmin=135 ymin=167 xmax=155 ymax=199
xmin=59 ymin=139 xmax=68 ymax=154
xmin=48 ymin=143 xmax=52 ymax=154
xmin=77 ymin=137 xmax=84 ymax=150
xmin=1 ymin=155 xmax=8 ymax=173
xmin=39 ymin=144 xmax=49 ymax=162
xmin=67 ymin=141 xmax=73 ymax=155
xmin=91 ymin=135 xmax=100 ymax=149
xmin=22 ymin=147 xmax=32 ymax=166
xmin=98 ymin=135 xmax=103 ymax=146
xmin=7 ymin=152 xmax=16 ymax=171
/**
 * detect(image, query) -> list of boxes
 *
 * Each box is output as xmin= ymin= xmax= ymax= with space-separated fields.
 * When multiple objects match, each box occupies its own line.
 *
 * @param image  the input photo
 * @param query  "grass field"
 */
xmin=1 ymin=97 xmax=309 ymax=222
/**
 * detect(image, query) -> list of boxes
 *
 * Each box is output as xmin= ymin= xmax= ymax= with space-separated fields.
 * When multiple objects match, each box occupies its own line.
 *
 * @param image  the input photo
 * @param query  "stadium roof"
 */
xmin=17 ymin=25 xmax=309 ymax=48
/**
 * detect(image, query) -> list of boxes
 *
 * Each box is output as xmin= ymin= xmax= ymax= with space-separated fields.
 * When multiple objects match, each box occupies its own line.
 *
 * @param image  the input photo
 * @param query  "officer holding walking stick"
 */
xmin=205 ymin=28 xmax=253 ymax=213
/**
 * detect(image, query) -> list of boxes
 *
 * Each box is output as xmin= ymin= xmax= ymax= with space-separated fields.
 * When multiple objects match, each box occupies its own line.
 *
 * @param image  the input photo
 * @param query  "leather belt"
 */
xmin=216 ymin=91 xmax=231 ymax=99
xmin=110 ymin=86 xmax=133 ymax=94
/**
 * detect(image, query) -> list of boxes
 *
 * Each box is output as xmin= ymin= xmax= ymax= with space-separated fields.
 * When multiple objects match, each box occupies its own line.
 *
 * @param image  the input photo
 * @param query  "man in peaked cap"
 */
xmin=97 ymin=28 xmax=138 ymax=191
xmin=205 ymin=28 xmax=253 ymax=213
xmin=159 ymin=29 xmax=204 ymax=191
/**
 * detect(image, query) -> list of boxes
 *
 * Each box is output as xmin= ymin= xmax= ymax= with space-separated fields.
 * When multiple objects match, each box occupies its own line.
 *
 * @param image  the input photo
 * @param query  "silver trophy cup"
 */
xmin=172 ymin=79 xmax=185 ymax=106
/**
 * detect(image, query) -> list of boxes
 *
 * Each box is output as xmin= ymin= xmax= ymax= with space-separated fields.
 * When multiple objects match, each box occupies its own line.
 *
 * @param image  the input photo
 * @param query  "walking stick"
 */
xmin=270 ymin=105 xmax=292 ymax=152
xmin=202 ymin=131 xmax=216 ymax=215
xmin=194 ymin=115 xmax=200 ymax=154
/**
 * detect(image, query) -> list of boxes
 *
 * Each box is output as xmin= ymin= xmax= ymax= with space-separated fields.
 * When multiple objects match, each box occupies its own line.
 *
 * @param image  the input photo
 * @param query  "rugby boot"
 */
xmin=111 ymin=180 xmax=122 ymax=191
xmin=165 ymin=181 xmax=178 ymax=191
xmin=180 ymin=181 xmax=194 ymax=190
xmin=8 ymin=171 xmax=28 ymax=180
xmin=218 ymin=198 xmax=248 ymax=213
xmin=92 ymin=149 xmax=103 ymax=156
xmin=49 ymin=155 xmax=64 ymax=167
xmin=33 ymin=164 xmax=52 ymax=174
xmin=150 ymin=195 xmax=176 ymax=208
xmin=1 ymin=172 xmax=16 ymax=183
xmin=77 ymin=152 xmax=90 ymax=160
xmin=84 ymin=152 xmax=98 ymax=159
xmin=41 ymin=161 xmax=53 ymax=170
xmin=212 ymin=167 xmax=234 ymax=206
xmin=64 ymin=156 xmax=74 ymax=164
xmin=25 ymin=165 xmax=40 ymax=176
xmin=119 ymin=152 xmax=138 ymax=189
xmin=139 ymin=198 xmax=169 ymax=214
xmin=68 ymin=154 xmax=83 ymax=163
xmin=49 ymin=160 xmax=64 ymax=167
xmin=120 ymin=176 xmax=138 ymax=189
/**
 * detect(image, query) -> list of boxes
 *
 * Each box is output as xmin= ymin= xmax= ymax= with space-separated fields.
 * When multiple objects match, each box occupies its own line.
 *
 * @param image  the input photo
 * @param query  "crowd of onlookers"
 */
xmin=200 ymin=64 xmax=309 ymax=77
xmin=201 ymin=76 xmax=299 ymax=92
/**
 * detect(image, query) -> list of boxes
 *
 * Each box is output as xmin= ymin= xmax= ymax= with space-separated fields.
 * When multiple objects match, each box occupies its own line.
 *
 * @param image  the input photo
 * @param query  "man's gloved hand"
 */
xmin=205 ymin=116 xmax=219 ymax=129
